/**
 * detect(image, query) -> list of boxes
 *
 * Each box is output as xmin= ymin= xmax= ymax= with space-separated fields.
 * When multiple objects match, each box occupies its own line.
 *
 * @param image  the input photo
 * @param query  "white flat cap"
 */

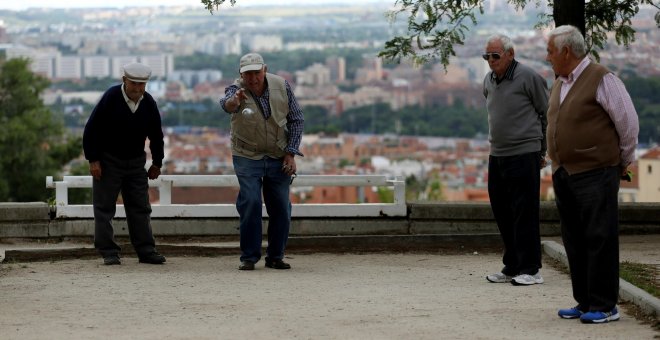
xmin=123 ymin=62 xmax=152 ymax=82
xmin=239 ymin=53 xmax=265 ymax=73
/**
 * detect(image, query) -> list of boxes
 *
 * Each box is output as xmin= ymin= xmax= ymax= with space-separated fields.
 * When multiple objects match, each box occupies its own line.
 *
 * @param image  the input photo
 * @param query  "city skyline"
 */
xmin=0 ymin=1 xmax=657 ymax=204
xmin=0 ymin=0 xmax=388 ymax=11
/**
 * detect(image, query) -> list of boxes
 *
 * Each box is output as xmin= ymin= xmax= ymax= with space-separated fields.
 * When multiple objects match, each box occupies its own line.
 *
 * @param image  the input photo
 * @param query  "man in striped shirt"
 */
xmin=546 ymin=25 xmax=639 ymax=324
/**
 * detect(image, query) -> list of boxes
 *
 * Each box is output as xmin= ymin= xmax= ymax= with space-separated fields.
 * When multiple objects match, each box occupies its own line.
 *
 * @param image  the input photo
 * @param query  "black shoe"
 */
xmin=265 ymin=258 xmax=291 ymax=270
xmin=239 ymin=261 xmax=255 ymax=270
xmin=138 ymin=251 xmax=166 ymax=264
xmin=103 ymin=255 xmax=121 ymax=265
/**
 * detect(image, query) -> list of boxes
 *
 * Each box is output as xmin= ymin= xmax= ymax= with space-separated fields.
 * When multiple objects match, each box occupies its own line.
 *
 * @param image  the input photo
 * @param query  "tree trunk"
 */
xmin=553 ymin=0 xmax=586 ymax=36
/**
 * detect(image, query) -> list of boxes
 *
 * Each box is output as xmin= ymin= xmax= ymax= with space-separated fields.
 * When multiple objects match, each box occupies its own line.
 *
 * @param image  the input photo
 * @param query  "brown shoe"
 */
xmin=138 ymin=251 xmax=166 ymax=264
xmin=239 ymin=261 xmax=255 ymax=270
xmin=103 ymin=255 xmax=121 ymax=265
xmin=265 ymin=258 xmax=291 ymax=269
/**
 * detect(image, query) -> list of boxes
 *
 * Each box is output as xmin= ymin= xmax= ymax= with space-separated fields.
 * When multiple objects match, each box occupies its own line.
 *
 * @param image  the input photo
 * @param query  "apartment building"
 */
xmin=638 ymin=147 xmax=660 ymax=202
xmin=56 ymin=56 xmax=82 ymax=79
xmin=83 ymin=56 xmax=111 ymax=78
xmin=5 ymin=45 xmax=174 ymax=80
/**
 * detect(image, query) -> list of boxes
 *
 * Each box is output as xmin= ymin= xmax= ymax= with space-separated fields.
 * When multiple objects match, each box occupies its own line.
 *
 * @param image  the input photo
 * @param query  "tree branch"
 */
xmin=200 ymin=0 xmax=237 ymax=14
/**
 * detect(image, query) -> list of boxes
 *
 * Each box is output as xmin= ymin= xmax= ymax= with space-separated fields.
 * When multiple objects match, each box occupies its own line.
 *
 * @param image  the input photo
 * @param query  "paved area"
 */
xmin=0 ymin=236 xmax=658 ymax=340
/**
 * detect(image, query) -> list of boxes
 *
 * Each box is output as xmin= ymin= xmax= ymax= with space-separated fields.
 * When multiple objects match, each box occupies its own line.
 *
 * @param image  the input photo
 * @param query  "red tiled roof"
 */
xmin=640 ymin=147 xmax=660 ymax=160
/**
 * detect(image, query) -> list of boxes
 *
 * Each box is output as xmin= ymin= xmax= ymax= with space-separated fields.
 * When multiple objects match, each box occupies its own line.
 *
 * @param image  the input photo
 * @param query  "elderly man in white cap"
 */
xmin=83 ymin=62 xmax=166 ymax=266
xmin=219 ymin=52 xmax=305 ymax=271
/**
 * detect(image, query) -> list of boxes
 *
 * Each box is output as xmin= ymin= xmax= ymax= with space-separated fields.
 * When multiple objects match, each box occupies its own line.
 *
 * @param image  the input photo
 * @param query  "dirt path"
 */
xmin=0 ymin=253 xmax=657 ymax=340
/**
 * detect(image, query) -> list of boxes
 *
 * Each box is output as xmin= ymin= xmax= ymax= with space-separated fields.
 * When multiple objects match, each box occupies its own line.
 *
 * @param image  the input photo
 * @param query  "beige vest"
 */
xmin=230 ymin=73 xmax=289 ymax=160
xmin=547 ymin=63 xmax=620 ymax=175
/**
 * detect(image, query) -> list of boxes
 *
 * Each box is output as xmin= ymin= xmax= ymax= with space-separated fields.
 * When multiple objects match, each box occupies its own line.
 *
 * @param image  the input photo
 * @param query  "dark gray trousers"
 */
xmin=488 ymin=151 xmax=542 ymax=276
xmin=553 ymin=166 xmax=620 ymax=312
xmin=93 ymin=153 xmax=156 ymax=257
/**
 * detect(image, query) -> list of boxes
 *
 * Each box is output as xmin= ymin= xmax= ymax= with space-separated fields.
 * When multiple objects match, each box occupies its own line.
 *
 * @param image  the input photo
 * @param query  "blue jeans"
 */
xmin=233 ymin=155 xmax=292 ymax=263
xmin=553 ymin=166 xmax=620 ymax=312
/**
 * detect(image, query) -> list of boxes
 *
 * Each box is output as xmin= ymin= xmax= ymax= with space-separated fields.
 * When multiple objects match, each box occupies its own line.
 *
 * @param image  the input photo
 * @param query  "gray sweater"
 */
xmin=483 ymin=61 xmax=549 ymax=157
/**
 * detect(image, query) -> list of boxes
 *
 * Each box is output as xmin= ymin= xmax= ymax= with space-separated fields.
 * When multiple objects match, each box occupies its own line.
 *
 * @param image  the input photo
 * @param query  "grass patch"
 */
xmin=620 ymin=261 xmax=659 ymax=299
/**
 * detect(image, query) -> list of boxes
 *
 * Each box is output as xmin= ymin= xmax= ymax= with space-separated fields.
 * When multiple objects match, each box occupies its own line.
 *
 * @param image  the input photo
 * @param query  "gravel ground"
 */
xmin=0 ymin=252 xmax=657 ymax=340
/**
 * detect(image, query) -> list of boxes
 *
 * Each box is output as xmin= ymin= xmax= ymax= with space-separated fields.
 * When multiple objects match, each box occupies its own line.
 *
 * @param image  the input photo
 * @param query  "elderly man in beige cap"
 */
xmin=83 ymin=62 xmax=166 ymax=266
xmin=219 ymin=52 xmax=305 ymax=271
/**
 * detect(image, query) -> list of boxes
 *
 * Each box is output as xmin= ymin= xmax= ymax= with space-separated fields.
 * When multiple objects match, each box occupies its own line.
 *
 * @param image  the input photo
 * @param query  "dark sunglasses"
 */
xmin=482 ymin=52 xmax=503 ymax=61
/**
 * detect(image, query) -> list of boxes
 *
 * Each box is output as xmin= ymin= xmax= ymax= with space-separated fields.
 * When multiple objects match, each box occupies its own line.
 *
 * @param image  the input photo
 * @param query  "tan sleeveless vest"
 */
xmin=547 ymin=63 xmax=620 ymax=175
xmin=230 ymin=73 xmax=289 ymax=160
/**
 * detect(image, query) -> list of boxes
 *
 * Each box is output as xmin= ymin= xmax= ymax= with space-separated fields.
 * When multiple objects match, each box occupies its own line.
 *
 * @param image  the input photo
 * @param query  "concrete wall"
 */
xmin=1 ymin=202 xmax=658 ymax=239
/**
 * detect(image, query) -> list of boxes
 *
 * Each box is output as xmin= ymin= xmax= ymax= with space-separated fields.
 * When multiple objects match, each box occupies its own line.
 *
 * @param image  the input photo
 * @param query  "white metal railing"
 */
xmin=46 ymin=175 xmax=406 ymax=218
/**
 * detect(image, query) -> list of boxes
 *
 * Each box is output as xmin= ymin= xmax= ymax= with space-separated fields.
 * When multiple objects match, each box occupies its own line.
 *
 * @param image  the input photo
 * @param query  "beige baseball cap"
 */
xmin=239 ymin=53 xmax=265 ymax=73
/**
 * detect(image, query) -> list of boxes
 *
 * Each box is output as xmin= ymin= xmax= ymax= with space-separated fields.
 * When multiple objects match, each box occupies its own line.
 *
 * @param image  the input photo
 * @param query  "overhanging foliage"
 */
xmin=200 ymin=0 xmax=660 ymax=69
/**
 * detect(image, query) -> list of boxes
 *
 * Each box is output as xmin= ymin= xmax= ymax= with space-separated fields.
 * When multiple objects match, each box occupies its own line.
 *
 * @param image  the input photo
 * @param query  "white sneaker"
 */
xmin=486 ymin=272 xmax=513 ymax=283
xmin=511 ymin=273 xmax=544 ymax=286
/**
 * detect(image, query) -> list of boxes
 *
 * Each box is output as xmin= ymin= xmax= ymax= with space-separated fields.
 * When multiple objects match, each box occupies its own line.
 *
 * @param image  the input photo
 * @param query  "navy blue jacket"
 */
xmin=83 ymin=84 xmax=164 ymax=167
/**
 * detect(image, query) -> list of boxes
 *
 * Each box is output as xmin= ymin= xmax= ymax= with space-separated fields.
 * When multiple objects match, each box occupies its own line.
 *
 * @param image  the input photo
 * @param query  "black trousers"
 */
xmin=553 ymin=166 xmax=620 ymax=312
xmin=488 ymin=151 xmax=542 ymax=276
xmin=92 ymin=153 xmax=156 ymax=257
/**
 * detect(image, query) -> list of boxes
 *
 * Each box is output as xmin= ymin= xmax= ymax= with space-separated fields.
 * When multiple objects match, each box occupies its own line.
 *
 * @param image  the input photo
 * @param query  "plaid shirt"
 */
xmin=220 ymin=79 xmax=305 ymax=157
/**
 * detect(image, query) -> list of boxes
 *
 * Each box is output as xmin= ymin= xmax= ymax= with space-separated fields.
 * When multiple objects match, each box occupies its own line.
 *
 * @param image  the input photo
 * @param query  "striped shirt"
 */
xmin=558 ymin=57 xmax=639 ymax=166
xmin=220 ymin=79 xmax=305 ymax=157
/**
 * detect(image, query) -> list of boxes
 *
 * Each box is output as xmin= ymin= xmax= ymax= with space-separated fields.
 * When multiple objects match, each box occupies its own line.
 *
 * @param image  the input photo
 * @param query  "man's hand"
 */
xmin=281 ymin=154 xmax=296 ymax=176
xmin=226 ymin=88 xmax=248 ymax=112
xmin=621 ymin=166 xmax=633 ymax=182
xmin=147 ymin=165 xmax=161 ymax=180
xmin=89 ymin=161 xmax=102 ymax=180
xmin=540 ymin=156 xmax=547 ymax=168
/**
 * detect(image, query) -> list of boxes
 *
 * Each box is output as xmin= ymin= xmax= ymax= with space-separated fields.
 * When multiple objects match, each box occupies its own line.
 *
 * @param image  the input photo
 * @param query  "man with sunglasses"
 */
xmin=482 ymin=34 xmax=549 ymax=286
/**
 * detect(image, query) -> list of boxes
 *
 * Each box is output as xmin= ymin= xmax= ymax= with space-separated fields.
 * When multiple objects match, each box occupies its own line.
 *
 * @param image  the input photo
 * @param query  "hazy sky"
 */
xmin=0 ymin=0 xmax=384 ymax=11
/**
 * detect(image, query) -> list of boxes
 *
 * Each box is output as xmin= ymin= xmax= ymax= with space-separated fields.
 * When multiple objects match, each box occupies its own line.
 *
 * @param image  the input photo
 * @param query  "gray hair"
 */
xmin=548 ymin=25 xmax=587 ymax=58
xmin=486 ymin=34 xmax=515 ymax=52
